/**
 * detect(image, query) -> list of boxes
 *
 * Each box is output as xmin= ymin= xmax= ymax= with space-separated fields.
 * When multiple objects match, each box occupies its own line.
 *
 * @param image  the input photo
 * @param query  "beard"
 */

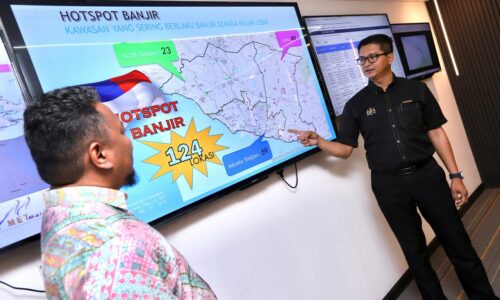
xmin=123 ymin=169 xmax=138 ymax=187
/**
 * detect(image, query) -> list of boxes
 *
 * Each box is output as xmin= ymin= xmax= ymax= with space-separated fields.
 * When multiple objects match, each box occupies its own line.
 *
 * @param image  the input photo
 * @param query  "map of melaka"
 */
xmin=149 ymin=33 xmax=331 ymax=142
xmin=98 ymin=31 xmax=334 ymax=219
xmin=3 ymin=4 xmax=336 ymax=230
xmin=0 ymin=63 xmax=48 ymax=203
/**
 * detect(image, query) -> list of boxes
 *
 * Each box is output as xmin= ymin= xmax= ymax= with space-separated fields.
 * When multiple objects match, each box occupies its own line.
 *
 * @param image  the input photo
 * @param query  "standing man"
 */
xmin=290 ymin=34 xmax=496 ymax=299
xmin=24 ymin=86 xmax=217 ymax=299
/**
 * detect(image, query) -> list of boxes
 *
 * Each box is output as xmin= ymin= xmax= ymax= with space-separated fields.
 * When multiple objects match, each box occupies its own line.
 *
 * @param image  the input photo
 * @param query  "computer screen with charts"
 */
xmin=304 ymin=14 xmax=405 ymax=115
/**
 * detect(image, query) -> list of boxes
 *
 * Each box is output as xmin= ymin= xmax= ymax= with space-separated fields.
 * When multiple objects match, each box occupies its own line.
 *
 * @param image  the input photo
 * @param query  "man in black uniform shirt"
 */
xmin=290 ymin=34 xmax=496 ymax=299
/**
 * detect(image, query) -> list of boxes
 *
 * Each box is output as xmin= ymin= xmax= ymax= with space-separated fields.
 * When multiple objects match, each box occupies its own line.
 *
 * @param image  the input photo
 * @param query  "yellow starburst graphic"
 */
xmin=141 ymin=119 xmax=228 ymax=188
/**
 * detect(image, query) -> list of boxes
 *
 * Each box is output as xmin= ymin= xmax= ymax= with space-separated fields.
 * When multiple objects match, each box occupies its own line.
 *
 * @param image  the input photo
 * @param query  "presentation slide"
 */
xmin=3 ymin=2 xmax=335 ymax=237
xmin=304 ymin=15 xmax=405 ymax=116
xmin=0 ymin=36 xmax=48 ymax=249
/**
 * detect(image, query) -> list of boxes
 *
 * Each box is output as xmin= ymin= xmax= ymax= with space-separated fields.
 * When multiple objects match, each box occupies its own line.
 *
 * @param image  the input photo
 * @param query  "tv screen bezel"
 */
xmin=391 ymin=22 xmax=442 ymax=80
xmin=0 ymin=0 xmax=337 ymax=252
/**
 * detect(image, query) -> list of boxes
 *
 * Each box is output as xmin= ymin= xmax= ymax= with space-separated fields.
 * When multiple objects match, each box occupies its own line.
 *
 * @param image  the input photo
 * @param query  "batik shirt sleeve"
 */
xmin=41 ymin=186 xmax=217 ymax=300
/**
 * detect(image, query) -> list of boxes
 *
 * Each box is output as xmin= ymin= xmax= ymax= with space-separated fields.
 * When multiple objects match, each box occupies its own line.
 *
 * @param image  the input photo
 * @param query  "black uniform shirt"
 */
xmin=336 ymin=76 xmax=447 ymax=172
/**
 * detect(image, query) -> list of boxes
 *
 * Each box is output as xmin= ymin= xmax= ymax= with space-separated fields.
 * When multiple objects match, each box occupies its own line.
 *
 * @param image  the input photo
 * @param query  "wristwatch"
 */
xmin=449 ymin=171 xmax=464 ymax=179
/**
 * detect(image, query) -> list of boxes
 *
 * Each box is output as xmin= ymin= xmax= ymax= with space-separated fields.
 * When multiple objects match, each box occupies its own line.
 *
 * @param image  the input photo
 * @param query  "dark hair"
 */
xmin=24 ymin=86 xmax=107 ymax=186
xmin=357 ymin=34 xmax=393 ymax=54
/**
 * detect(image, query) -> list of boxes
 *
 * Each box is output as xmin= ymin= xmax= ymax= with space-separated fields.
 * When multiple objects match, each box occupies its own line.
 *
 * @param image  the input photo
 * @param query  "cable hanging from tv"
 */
xmin=277 ymin=163 xmax=298 ymax=189
xmin=0 ymin=280 xmax=45 ymax=293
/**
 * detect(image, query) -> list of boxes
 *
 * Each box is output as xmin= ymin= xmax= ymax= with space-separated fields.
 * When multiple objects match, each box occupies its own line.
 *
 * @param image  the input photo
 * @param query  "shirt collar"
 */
xmin=43 ymin=186 xmax=128 ymax=210
xmin=367 ymin=73 xmax=400 ymax=94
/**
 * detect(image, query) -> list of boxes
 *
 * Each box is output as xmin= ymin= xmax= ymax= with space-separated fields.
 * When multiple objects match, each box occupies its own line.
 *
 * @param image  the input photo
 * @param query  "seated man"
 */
xmin=24 ymin=86 xmax=217 ymax=299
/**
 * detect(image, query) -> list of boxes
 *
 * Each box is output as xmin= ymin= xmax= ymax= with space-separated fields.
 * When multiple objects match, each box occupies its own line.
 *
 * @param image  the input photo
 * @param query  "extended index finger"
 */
xmin=288 ymin=129 xmax=308 ymax=140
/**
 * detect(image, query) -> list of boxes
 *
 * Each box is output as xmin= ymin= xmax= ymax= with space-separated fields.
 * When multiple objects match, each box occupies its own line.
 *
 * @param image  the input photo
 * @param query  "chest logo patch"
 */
xmin=366 ymin=107 xmax=376 ymax=116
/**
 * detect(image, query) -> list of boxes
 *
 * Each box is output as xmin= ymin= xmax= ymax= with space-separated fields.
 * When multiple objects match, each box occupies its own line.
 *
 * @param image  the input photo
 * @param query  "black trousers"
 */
xmin=371 ymin=159 xmax=496 ymax=300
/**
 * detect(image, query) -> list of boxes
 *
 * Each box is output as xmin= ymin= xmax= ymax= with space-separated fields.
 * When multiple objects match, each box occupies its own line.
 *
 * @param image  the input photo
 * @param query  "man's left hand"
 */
xmin=451 ymin=179 xmax=468 ymax=208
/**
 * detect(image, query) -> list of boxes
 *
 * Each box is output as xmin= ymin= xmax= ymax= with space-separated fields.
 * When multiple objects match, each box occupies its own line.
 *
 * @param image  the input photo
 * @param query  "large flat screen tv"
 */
xmin=0 ymin=28 xmax=49 ymax=250
xmin=303 ymin=15 xmax=405 ymax=116
xmin=0 ymin=1 xmax=336 ymax=251
xmin=391 ymin=23 xmax=441 ymax=80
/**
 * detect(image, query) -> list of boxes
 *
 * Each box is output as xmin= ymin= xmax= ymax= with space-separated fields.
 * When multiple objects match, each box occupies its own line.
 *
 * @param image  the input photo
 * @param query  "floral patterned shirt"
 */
xmin=41 ymin=186 xmax=216 ymax=300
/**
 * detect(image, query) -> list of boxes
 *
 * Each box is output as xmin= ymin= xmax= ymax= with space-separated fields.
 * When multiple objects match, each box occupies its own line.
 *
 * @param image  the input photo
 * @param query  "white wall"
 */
xmin=0 ymin=1 xmax=481 ymax=299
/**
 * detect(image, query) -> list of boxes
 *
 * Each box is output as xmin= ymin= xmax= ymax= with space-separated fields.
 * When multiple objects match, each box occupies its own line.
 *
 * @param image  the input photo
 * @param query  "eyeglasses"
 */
xmin=356 ymin=52 xmax=390 ymax=65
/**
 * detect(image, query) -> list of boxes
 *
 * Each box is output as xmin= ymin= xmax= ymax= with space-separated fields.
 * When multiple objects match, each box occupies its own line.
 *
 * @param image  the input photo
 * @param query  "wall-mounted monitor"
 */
xmin=303 ymin=15 xmax=405 ymax=116
xmin=0 ymin=1 xmax=336 ymax=251
xmin=0 ymin=28 xmax=49 ymax=250
xmin=391 ymin=23 xmax=441 ymax=80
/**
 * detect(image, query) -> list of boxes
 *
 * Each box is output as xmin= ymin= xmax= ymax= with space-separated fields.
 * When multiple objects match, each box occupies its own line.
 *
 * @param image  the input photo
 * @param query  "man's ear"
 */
xmin=88 ymin=142 xmax=113 ymax=170
xmin=388 ymin=52 xmax=394 ymax=65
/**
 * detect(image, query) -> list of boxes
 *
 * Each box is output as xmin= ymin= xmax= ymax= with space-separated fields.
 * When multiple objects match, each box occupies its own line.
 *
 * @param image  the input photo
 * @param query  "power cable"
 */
xmin=277 ymin=163 xmax=298 ymax=189
xmin=0 ymin=280 xmax=45 ymax=293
